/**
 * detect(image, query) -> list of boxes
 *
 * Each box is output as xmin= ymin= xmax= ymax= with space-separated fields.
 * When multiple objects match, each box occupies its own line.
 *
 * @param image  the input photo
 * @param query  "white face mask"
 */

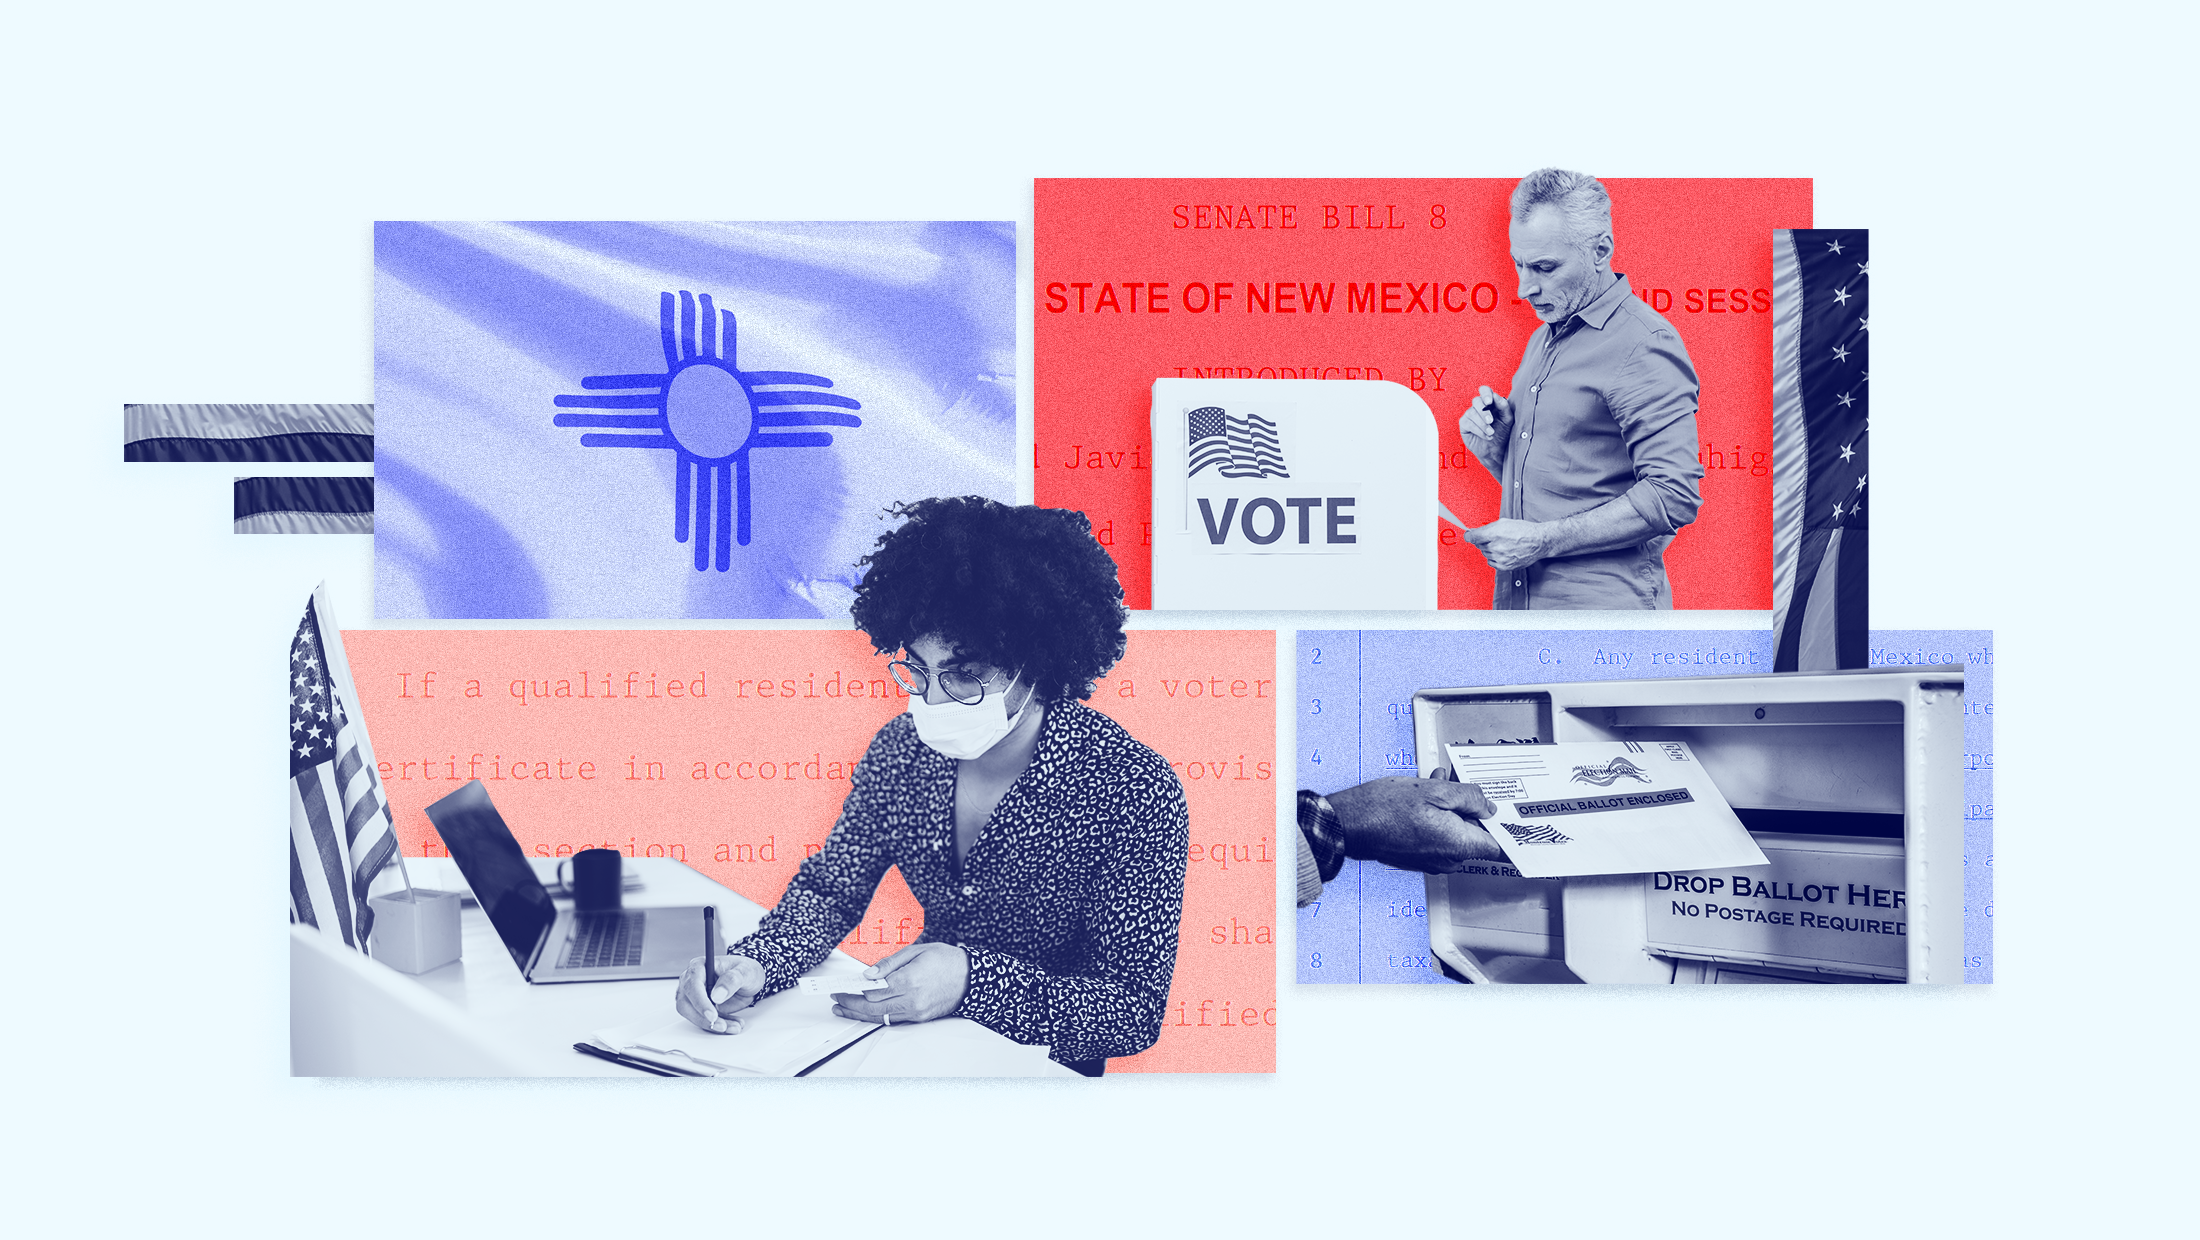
xmin=906 ymin=671 xmax=1029 ymax=760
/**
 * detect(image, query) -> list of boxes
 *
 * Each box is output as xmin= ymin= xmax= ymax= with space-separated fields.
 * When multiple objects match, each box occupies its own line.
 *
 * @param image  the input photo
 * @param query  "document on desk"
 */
xmin=590 ymin=988 xmax=873 ymax=1077
xmin=1443 ymin=741 xmax=1768 ymax=878
xmin=798 ymin=975 xmax=888 ymax=997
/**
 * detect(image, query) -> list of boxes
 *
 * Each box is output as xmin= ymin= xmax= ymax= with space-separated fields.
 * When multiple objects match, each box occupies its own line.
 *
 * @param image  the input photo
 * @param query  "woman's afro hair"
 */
xmin=850 ymin=496 xmax=1127 ymax=703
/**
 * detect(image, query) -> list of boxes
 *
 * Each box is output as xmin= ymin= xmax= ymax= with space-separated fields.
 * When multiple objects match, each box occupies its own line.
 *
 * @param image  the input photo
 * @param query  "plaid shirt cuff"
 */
xmin=1297 ymin=789 xmax=1347 ymax=883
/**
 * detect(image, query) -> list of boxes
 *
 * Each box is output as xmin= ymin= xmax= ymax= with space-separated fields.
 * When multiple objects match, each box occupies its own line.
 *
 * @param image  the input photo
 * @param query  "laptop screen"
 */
xmin=424 ymin=781 xmax=555 ymax=975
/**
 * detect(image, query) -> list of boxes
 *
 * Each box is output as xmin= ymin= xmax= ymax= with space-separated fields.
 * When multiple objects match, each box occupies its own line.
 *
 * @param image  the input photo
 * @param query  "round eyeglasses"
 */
xmin=887 ymin=659 xmax=1009 ymax=705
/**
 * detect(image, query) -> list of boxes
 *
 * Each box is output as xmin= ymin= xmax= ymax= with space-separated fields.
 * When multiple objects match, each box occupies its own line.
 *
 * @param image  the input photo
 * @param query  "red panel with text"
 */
xmin=1035 ymin=178 xmax=1812 ymax=609
xmin=346 ymin=629 xmax=1277 ymax=1073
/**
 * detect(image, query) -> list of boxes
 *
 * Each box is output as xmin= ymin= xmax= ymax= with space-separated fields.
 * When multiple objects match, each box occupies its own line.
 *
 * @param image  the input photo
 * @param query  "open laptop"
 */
xmin=424 ymin=780 xmax=707 ymax=983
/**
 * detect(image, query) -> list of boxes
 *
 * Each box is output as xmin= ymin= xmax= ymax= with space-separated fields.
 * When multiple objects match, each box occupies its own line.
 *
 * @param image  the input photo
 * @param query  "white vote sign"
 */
xmin=1149 ymin=378 xmax=1435 ymax=609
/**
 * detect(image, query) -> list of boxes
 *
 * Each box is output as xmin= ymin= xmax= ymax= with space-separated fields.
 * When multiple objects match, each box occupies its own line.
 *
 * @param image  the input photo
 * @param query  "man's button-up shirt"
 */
xmin=1495 ymin=273 xmax=1704 ymax=610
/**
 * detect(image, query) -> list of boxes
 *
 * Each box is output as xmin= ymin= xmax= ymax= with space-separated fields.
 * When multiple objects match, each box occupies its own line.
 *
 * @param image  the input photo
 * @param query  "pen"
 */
xmin=572 ymin=1042 xmax=684 ymax=1077
xmin=703 ymin=906 xmax=719 ymax=1000
xmin=795 ymin=1022 xmax=889 ymax=1078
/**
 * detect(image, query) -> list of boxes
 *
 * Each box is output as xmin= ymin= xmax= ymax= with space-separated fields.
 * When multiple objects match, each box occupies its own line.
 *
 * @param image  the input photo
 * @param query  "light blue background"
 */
xmin=11 ymin=3 xmax=2168 ymax=1234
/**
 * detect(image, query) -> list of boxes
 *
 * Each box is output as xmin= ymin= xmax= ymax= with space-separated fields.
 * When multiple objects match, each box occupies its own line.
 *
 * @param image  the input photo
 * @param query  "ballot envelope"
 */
xmin=1444 ymin=741 xmax=1767 ymax=879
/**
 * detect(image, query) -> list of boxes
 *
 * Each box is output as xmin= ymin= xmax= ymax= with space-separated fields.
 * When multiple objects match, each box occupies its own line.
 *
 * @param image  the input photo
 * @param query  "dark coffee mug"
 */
xmin=570 ymin=848 xmax=622 ymax=913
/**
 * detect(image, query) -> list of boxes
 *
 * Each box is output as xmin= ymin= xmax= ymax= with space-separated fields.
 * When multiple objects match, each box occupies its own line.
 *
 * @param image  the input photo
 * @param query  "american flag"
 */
xmin=1501 ymin=823 xmax=1573 ymax=846
xmin=287 ymin=584 xmax=401 ymax=949
xmin=1771 ymin=230 xmax=1868 ymax=671
xmin=1186 ymin=406 xmax=1289 ymax=478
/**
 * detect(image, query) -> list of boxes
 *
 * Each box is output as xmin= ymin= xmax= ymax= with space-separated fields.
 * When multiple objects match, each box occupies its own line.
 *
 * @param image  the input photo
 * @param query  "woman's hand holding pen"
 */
xmin=831 ymin=942 xmax=968 ymax=1026
xmin=676 ymin=953 xmax=767 ymax=1034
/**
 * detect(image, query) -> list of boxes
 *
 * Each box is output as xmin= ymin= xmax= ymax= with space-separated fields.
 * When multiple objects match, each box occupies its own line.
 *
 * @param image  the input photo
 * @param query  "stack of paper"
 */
xmin=843 ymin=1019 xmax=1060 ymax=1078
xmin=590 ymin=986 xmax=874 ymax=1076
xmin=1444 ymin=740 xmax=1767 ymax=878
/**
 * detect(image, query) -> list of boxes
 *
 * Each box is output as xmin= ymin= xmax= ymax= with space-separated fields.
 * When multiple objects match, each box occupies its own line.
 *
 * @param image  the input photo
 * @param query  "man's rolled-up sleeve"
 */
xmin=1610 ymin=330 xmax=1705 ymax=534
xmin=954 ymin=776 xmax=1190 ymax=1064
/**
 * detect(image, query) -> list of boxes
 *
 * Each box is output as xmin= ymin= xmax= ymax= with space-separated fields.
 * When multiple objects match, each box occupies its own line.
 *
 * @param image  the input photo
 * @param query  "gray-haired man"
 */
xmin=1461 ymin=169 xmax=1705 ymax=610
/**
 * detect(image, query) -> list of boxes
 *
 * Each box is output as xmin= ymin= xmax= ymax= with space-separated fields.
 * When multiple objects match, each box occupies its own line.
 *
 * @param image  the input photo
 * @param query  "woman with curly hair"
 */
xmin=673 ymin=496 xmax=1189 ymax=1074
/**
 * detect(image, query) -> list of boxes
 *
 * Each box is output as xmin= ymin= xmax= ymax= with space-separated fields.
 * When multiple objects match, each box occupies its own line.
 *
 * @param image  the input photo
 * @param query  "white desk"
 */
xmin=359 ymin=856 xmax=1071 ymax=1078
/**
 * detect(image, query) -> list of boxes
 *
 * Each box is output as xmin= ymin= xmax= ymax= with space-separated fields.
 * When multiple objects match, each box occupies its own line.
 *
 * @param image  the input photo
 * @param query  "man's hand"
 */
xmin=1459 ymin=386 xmax=1514 ymax=444
xmin=1458 ymin=386 xmax=1514 ymax=474
xmin=676 ymin=953 xmax=767 ymax=1034
xmin=830 ymin=942 xmax=969 ymax=1026
xmin=1325 ymin=776 xmax=1504 ymax=874
xmin=1465 ymin=518 xmax=1549 ymax=571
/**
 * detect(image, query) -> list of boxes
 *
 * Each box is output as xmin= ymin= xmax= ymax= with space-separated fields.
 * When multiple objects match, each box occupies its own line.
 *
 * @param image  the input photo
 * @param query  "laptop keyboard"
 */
xmin=562 ymin=911 xmax=646 ymax=969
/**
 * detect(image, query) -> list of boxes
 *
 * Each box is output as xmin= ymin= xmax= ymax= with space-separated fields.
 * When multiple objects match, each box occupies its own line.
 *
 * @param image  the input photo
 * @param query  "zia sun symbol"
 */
xmin=553 ymin=291 xmax=861 ymax=570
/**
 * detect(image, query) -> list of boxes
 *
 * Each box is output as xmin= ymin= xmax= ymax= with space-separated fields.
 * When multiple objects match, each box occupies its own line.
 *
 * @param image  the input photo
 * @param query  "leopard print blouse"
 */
xmin=729 ymin=699 xmax=1190 ymax=1066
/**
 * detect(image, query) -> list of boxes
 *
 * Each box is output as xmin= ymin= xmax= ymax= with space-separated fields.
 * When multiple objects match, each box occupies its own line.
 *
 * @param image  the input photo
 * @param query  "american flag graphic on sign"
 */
xmin=1771 ymin=229 xmax=1869 ymax=671
xmin=1501 ymin=823 xmax=1573 ymax=846
xmin=287 ymin=585 xmax=400 ymax=950
xmin=1186 ymin=406 xmax=1289 ymax=478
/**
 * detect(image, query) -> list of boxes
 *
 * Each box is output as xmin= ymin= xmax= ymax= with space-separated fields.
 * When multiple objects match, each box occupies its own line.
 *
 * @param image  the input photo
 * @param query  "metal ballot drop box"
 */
xmin=1414 ymin=668 xmax=1966 ymax=984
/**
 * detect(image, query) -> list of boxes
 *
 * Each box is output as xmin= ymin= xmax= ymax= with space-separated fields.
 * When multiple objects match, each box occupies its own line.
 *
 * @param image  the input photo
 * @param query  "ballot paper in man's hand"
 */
xmin=1444 ymin=740 xmax=1767 ymax=878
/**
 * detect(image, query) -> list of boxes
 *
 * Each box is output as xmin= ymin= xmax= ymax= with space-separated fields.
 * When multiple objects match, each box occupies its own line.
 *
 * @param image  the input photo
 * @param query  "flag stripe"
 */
xmin=234 ymin=477 xmax=374 ymax=520
xmin=1776 ymin=527 xmax=1831 ymax=671
xmin=1796 ymin=528 xmax=1845 ymax=671
xmin=125 ymin=402 xmax=374 ymax=442
xmin=1833 ymin=526 xmax=1868 ymax=669
xmin=334 ymin=744 xmax=363 ymax=797
xmin=344 ymin=784 xmax=383 ymax=848
xmin=296 ymin=770 xmax=357 ymax=948
xmin=350 ymin=832 xmax=398 ymax=943
xmin=129 ymin=432 xmax=375 ymax=462
xmin=289 ymin=835 xmax=319 ymax=929
xmin=236 ymin=511 xmax=374 ymax=535
xmin=1769 ymin=229 xmax=1808 ymax=655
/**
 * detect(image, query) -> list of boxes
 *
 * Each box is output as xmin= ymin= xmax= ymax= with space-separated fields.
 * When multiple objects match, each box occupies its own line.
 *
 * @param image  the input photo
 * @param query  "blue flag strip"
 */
xmin=235 ymin=477 xmax=374 ymax=534
xmin=125 ymin=404 xmax=374 ymax=462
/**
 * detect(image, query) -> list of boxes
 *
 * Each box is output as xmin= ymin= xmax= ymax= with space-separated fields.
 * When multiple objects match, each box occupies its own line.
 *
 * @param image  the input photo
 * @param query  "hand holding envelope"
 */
xmin=1325 ymin=776 xmax=1508 ymax=873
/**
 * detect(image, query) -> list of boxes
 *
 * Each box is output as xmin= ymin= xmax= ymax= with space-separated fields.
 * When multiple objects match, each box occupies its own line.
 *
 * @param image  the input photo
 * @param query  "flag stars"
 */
xmin=1827 ymin=239 xmax=1845 ymax=255
xmin=1856 ymin=474 xmax=1868 ymax=492
xmin=1833 ymin=502 xmax=1845 ymax=521
xmin=1839 ymin=443 xmax=1855 ymax=463
xmin=307 ymin=725 xmax=324 ymax=742
xmin=1837 ymin=392 xmax=1855 ymax=409
xmin=1832 ymin=344 xmax=1851 ymax=363
xmin=1859 ymin=316 xmax=1869 ymax=332
xmin=292 ymin=717 xmax=306 ymax=732
xmin=296 ymin=743 xmax=312 ymax=758
xmin=1857 ymin=261 xmax=1869 ymax=276
xmin=1832 ymin=287 xmax=1851 ymax=306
